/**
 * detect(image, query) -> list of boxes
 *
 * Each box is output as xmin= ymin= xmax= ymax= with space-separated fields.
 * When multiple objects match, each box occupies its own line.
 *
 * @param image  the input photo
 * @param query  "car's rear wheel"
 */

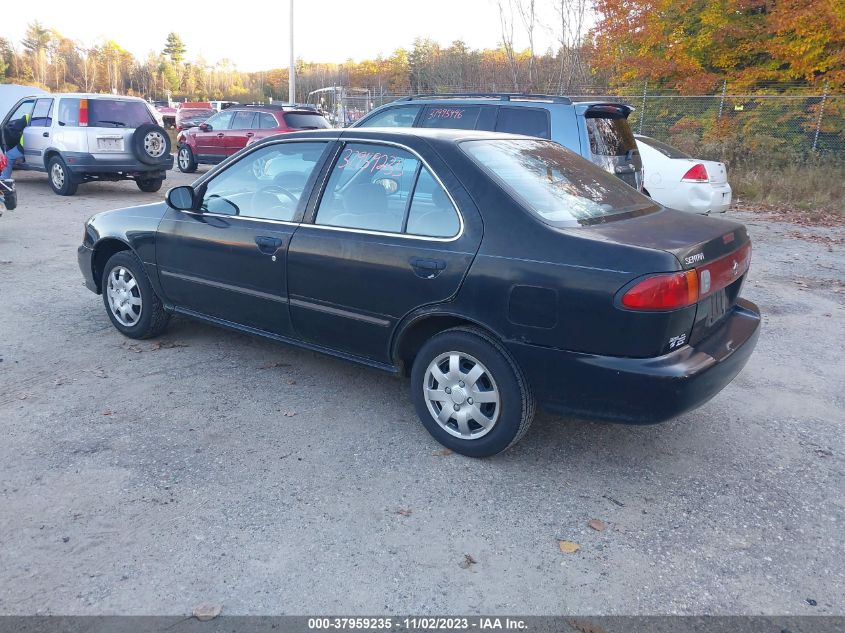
xmin=410 ymin=326 xmax=535 ymax=457
xmin=136 ymin=178 xmax=164 ymax=193
xmin=177 ymin=145 xmax=198 ymax=173
xmin=101 ymin=251 xmax=170 ymax=339
xmin=47 ymin=156 xmax=78 ymax=196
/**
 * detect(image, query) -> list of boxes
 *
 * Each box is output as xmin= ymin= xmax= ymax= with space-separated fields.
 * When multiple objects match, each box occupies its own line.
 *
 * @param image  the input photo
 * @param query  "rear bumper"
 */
xmin=506 ymin=298 xmax=761 ymax=423
xmin=64 ymin=152 xmax=173 ymax=175
xmin=688 ymin=182 xmax=732 ymax=214
xmin=78 ymin=244 xmax=98 ymax=293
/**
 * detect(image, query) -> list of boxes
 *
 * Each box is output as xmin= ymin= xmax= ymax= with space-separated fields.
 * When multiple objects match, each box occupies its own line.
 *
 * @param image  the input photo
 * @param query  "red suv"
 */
xmin=176 ymin=104 xmax=330 ymax=172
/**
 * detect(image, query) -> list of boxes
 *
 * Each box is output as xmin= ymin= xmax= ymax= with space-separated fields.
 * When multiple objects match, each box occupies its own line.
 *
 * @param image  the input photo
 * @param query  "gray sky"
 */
xmin=4 ymin=1 xmax=565 ymax=71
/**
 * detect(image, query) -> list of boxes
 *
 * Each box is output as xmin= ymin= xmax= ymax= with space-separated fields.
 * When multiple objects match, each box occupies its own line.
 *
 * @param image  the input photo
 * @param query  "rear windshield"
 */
xmin=88 ymin=99 xmax=155 ymax=128
xmin=283 ymin=112 xmax=330 ymax=129
xmin=461 ymin=139 xmax=658 ymax=226
xmin=585 ymin=114 xmax=637 ymax=157
xmin=636 ymin=135 xmax=691 ymax=159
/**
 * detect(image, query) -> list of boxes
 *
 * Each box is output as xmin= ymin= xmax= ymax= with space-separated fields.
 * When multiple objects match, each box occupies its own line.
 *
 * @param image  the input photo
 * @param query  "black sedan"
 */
xmin=78 ymin=128 xmax=760 ymax=457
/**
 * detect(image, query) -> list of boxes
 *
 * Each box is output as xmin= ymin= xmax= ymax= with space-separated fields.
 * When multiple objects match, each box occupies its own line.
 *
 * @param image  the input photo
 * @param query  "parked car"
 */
xmin=636 ymin=134 xmax=732 ymax=214
xmin=175 ymin=104 xmax=330 ymax=172
xmin=175 ymin=107 xmax=215 ymax=132
xmin=209 ymin=100 xmax=239 ymax=112
xmin=153 ymin=101 xmax=177 ymax=128
xmin=353 ymin=93 xmax=644 ymax=190
xmin=1 ymin=93 xmax=173 ymax=195
xmin=79 ymin=128 xmax=760 ymax=457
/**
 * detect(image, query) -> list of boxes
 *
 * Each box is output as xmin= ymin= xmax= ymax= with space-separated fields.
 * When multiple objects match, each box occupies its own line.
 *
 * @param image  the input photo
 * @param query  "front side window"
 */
xmin=357 ymin=105 xmax=421 ymax=128
xmin=205 ymin=110 xmax=234 ymax=131
xmin=200 ymin=142 xmax=327 ymax=221
xmin=315 ymin=142 xmax=459 ymax=238
xmin=7 ymin=100 xmax=35 ymax=123
xmin=419 ymin=105 xmax=482 ymax=130
xmin=462 ymin=139 xmax=658 ymax=226
xmin=88 ymin=99 xmax=154 ymax=128
xmin=29 ymin=98 xmax=53 ymax=127
xmin=231 ymin=111 xmax=257 ymax=129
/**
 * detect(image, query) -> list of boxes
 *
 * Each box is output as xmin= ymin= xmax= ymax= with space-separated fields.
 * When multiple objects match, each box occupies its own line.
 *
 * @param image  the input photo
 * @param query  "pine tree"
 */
xmin=163 ymin=32 xmax=186 ymax=65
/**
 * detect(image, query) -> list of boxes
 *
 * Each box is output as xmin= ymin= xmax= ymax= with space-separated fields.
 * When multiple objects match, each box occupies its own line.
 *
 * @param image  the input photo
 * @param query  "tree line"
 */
xmin=0 ymin=1 xmax=841 ymax=105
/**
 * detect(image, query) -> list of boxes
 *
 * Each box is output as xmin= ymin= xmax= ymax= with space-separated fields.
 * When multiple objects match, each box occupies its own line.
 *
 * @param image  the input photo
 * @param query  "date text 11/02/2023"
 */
xmin=307 ymin=617 xmax=528 ymax=630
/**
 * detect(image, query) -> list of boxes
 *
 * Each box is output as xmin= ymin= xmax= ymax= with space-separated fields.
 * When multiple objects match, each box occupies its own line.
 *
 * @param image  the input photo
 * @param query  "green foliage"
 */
xmin=163 ymin=32 xmax=186 ymax=65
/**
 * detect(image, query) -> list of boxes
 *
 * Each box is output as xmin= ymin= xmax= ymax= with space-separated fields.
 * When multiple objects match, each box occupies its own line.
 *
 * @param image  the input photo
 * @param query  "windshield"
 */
xmin=636 ymin=135 xmax=692 ymax=159
xmin=283 ymin=112 xmax=330 ymax=129
xmin=461 ymin=139 xmax=659 ymax=226
xmin=89 ymin=99 xmax=155 ymax=128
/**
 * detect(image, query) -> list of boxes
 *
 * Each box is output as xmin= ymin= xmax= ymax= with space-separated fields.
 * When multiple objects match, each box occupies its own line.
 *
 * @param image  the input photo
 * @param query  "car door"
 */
xmin=21 ymin=97 xmax=55 ymax=169
xmin=225 ymin=110 xmax=258 ymax=156
xmin=286 ymin=140 xmax=481 ymax=363
xmin=194 ymin=109 xmax=234 ymax=161
xmin=155 ymin=140 xmax=333 ymax=336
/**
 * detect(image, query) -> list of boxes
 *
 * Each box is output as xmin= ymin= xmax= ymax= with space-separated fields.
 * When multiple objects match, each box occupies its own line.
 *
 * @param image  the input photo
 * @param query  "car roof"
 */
xmin=255 ymin=127 xmax=534 ymax=146
xmin=42 ymin=93 xmax=147 ymax=101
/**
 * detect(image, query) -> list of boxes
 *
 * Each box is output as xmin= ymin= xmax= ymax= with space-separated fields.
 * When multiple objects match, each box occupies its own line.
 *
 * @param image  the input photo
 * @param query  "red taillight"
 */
xmin=79 ymin=99 xmax=89 ymax=127
xmin=681 ymin=163 xmax=708 ymax=183
xmin=622 ymin=270 xmax=699 ymax=311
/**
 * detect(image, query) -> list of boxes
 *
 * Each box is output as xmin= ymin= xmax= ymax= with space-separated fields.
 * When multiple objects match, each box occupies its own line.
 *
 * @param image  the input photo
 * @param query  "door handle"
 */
xmin=43 ymin=132 xmax=49 ymax=137
xmin=246 ymin=132 xmax=254 ymax=137
xmin=409 ymin=257 xmax=447 ymax=278
xmin=255 ymin=235 xmax=285 ymax=255
xmin=217 ymin=133 xmax=225 ymax=137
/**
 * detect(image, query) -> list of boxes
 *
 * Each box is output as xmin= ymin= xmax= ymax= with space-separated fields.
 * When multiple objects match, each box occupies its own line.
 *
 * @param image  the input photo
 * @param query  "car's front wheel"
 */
xmin=410 ymin=326 xmax=536 ymax=457
xmin=101 ymin=251 xmax=170 ymax=339
xmin=47 ymin=156 xmax=78 ymax=196
xmin=177 ymin=145 xmax=198 ymax=173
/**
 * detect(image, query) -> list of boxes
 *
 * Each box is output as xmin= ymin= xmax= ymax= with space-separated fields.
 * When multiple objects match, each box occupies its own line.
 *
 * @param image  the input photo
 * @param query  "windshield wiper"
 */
xmin=95 ymin=120 xmax=127 ymax=127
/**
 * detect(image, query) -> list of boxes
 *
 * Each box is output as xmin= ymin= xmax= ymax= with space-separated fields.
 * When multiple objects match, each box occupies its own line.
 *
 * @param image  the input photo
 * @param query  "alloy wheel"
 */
xmin=51 ymin=162 xmax=65 ymax=188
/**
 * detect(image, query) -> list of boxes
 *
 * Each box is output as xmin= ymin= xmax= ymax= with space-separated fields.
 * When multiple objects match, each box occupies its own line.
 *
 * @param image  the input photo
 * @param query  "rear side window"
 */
xmin=87 ymin=99 xmax=154 ymax=128
xmin=282 ymin=112 xmax=331 ymax=130
xmin=495 ymin=107 xmax=550 ymax=139
xmin=636 ymin=135 xmax=691 ymax=159
xmin=462 ymin=139 xmax=657 ymax=226
xmin=406 ymin=168 xmax=460 ymax=238
xmin=420 ymin=105 xmax=481 ymax=130
xmin=259 ymin=112 xmax=278 ymax=129
xmin=231 ymin=111 xmax=257 ymax=129
xmin=585 ymin=114 xmax=637 ymax=157
xmin=58 ymin=99 xmax=81 ymax=126
xmin=357 ymin=105 xmax=421 ymax=128
xmin=29 ymin=98 xmax=53 ymax=128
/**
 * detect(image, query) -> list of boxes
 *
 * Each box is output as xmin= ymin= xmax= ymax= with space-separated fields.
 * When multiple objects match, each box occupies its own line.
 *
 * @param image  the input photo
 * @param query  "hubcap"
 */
xmin=423 ymin=351 xmax=500 ymax=440
xmin=106 ymin=266 xmax=142 ymax=327
xmin=144 ymin=132 xmax=166 ymax=158
xmin=51 ymin=163 xmax=65 ymax=188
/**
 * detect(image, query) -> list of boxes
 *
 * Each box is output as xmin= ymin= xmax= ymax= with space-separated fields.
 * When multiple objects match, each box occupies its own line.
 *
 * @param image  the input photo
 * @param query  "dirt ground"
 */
xmin=0 ymin=169 xmax=843 ymax=616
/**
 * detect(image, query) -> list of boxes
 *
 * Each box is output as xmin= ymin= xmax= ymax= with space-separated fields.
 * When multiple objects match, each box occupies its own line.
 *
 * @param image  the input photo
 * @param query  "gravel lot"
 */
xmin=0 ymin=169 xmax=843 ymax=616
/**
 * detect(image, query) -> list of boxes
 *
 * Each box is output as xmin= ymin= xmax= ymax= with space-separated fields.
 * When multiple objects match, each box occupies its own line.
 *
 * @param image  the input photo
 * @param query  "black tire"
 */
xmin=47 ymin=156 xmax=78 ymax=196
xmin=2 ymin=190 xmax=16 ymax=211
xmin=136 ymin=178 xmax=164 ymax=193
xmin=410 ymin=326 xmax=536 ymax=458
xmin=642 ymin=187 xmax=651 ymax=197
xmin=132 ymin=123 xmax=171 ymax=165
xmin=177 ymin=145 xmax=198 ymax=173
xmin=100 ymin=250 xmax=170 ymax=339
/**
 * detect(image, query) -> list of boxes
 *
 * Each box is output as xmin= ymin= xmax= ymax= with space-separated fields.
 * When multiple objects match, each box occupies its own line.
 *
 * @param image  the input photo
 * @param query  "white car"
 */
xmin=636 ymin=134 xmax=732 ymax=214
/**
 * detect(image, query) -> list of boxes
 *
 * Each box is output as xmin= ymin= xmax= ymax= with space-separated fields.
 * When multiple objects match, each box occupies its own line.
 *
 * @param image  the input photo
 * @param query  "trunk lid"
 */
xmin=586 ymin=208 xmax=751 ymax=347
xmin=702 ymin=159 xmax=728 ymax=184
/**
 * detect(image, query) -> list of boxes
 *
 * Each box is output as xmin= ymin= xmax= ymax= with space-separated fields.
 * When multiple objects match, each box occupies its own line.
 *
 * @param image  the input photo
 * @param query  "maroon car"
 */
xmin=176 ymin=104 xmax=330 ymax=172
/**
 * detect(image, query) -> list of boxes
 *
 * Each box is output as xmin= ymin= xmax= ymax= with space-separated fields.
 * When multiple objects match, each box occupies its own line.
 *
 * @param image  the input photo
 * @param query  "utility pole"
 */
xmin=289 ymin=0 xmax=296 ymax=104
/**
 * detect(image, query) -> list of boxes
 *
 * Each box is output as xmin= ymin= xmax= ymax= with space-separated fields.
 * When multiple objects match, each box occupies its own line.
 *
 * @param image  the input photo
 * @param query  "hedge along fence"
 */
xmin=580 ymin=86 xmax=844 ymax=166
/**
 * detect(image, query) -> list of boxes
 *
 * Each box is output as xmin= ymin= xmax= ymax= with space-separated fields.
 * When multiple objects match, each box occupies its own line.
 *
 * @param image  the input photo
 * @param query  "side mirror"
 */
xmin=166 ymin=185 xmax=196 ymax=211
xmin=199 ymin=122 xmax=211 ymax=132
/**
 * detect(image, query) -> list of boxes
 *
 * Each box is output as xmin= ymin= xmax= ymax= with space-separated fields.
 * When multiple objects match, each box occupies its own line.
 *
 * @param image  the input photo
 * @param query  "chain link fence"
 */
xmin=369 ymin=84 xmax=843 ymax=165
